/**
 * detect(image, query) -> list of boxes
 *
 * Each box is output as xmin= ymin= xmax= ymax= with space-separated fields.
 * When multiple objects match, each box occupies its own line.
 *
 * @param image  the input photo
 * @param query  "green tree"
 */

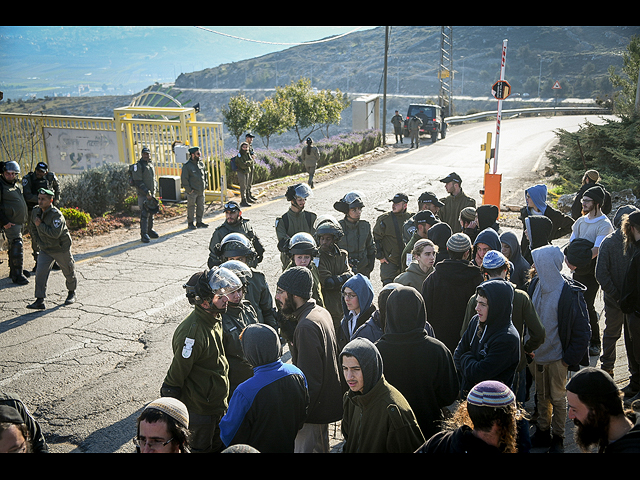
xmin=608 ymin=35 xmax=640 ymax=117
xmin=254 ymin=92 xmax=296 ymax=148
xmin=222 ymin=93 xmax=261 ymax=149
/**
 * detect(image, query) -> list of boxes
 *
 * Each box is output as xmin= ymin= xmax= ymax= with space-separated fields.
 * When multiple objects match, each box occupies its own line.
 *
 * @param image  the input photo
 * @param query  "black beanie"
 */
xmin=566 ymin=367 xmax=618 ymax=396
xmin=565 ymin=238 xmax=594 ymax=269
xmin=277 ymin=266 xmax=313 ymax=300
xmin=583 ymin=185 xmax=605 ymax=206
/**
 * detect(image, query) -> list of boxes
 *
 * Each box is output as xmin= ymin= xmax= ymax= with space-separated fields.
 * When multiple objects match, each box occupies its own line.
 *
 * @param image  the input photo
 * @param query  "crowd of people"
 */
xmin=3 ymin=145 xmax=640 ymax=454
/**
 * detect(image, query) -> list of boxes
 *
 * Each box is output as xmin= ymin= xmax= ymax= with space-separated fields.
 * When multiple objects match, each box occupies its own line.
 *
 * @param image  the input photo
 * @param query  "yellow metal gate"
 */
xmin=1 ymin=106 xmax=226 ymax=202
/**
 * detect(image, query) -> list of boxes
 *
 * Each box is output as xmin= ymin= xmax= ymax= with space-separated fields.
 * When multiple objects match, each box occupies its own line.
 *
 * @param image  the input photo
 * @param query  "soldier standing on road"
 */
xmin=26 ymin=188 xmax=77 ymax=310
xmin=301 ymin=137 xmax=320 ymax=188
xmin=276 ymin=183 xmax=317 ymax=270
xmin=334 ymin=191 xmax=376 ymax=278
xmin=181 ymin=146 xmax=208 ymax=229
xmin=1 ymin=160 xmax=30 ymax=285
xmin=131 ymin=147 xmax=159 ymax=243
xmin=244 ymin=133 xmax=258 ymax=203
xmin=391 ymin=110 xmax=404 ymax=144
xmin=408 ymin=113 xmax=423 ymax=148
xmin=235 ymin=142 xmax=255 ymax=207
xmin=22 ymin=162 xmax=60 ymax=271
xmin=438 ymin=172 xmax=477 ymax=235
xmin=161 ymin=266 xmax=243 ymax=453
xmin=207 ymin=200 xmax=264 ymax=268
xmin=373 ymin=193 xmax=412 ymax=285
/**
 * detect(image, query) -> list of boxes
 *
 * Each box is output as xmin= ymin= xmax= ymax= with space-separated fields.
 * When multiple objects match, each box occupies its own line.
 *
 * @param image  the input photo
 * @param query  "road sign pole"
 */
xmin=494 ymin=39 xmax=508 ymax=174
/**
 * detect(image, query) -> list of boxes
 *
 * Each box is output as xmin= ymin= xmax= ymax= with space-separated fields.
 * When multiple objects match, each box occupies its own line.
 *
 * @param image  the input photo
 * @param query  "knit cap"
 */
xmin=566 ymin=367 xmax=619 ymax=396
xmin=277 ymin=266 xmax=313 ymax=300
xmin=467 ymin=380 xmax=515 ymax=407
xmin=460 ymin=206 xmax=476 ymax=222
xmin=446 ymin=232 xmax=472 ymax=253
xmin=482 ymin=250 xmax=508 ymax=270
xmin=583 ymin=185 xmax=605 ymax=205
xmin=144 ymin=397 xmax=189 ymax=429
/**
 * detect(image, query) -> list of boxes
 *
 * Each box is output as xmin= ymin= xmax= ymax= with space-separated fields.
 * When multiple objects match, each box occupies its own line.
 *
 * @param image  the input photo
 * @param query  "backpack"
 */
xmin=128 ymin=163 xmax=136 ymax=187
xmin=230 ymin=155 xmax=238 ymax=172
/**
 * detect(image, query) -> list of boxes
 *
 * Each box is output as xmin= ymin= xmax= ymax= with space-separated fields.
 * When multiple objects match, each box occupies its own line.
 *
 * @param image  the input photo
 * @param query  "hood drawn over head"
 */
xmin=475 ymin=278 xmax=514 ymax=330
xmin=474 ymin=227 xmax=501 ymax=251
xmin=241 ymin=323 xmax=282 ymax=367
xmin=525 ymin=215 xmax=553 ymax=250
xmin=341 ymin=273 xmax=374 ymax=319
xmin=476 ymin=204 xmax=499 ymax=231
xmin=525 ymin=184 xmax=548 ymax=213
xmin=531 ymin=245 xmax=565 ymax=293
xmin=385 ymin=285 xmax=427 ymax=334
xmin=340 ymin=337 xmax=383 ymax=395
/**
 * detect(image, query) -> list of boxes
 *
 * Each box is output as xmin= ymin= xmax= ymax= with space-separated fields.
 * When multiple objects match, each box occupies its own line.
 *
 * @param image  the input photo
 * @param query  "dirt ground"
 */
xmin=1 ymin=137 xmax=532 ymax=270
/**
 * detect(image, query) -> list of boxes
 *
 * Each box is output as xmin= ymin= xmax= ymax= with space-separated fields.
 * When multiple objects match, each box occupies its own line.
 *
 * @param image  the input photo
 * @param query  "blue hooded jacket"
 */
xmin=525 ymin=184 xmax=548 ymax=214
xmin=453 ymin=279 xmax=521 ymax=395
xmin=337 ymin=274 xmax=377 ymax=350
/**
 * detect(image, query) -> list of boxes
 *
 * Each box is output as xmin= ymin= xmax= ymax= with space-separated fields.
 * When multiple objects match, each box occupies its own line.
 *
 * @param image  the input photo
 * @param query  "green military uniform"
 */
xmin=1 ymin=167 xmax=29 ymax=284
xmin=181 ymin=148 xmax=207 ymax=228
xmin=337 ymin=217 xmax=376 ymax=277
xmin=131 ymin=150 xmax=158 ymax=241
xmin=222 ymin=299 xmax=259 ymax=398
xmin=391 ymin=112 xmax=404 ymax=143
xmin=22 ymin=165 xmax=60 ymax=265
xmin=275 ymin=208 xmax=317 ymax=270
xmin=373 ymin=209 xmax=412 ymax=284
xmin=208 ymin=217 xmax=264 ymax=268
xmin=439 ymin=189 xmax=476 ymax=234
xmin=30 ymin=200 xmax=77 ymax=303
xmin=163 ymin=304 xmax=229 ymax=418
xmin=235 ymin=147 xmax=254 ymax=206
xmin=408 ymin=115 xmax=423 ymax=148
xmin=317 ymin=245 xmax=353 ymax=330
xmin=301 ymin=140 xmax=320 ymax=188
xmin=245 ymin=267 xmax=279 ymax=330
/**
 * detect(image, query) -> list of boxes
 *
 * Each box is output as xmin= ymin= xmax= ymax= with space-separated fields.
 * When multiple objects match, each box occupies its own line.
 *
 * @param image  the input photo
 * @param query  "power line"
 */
xmin=194 ymin=26 xmax=365 ymax=46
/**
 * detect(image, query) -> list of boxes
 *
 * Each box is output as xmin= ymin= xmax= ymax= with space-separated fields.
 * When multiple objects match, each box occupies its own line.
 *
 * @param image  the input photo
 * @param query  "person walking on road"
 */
xmin=301 ymin=137 xmax=320 ymax=188
xmin=181 ymin=146 xmax=208 ymax=229
xmin=26 ymin=188 xmax=77 ymax=310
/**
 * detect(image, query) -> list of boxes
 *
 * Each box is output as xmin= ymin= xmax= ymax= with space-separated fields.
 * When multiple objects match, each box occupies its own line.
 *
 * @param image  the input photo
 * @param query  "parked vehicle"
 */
xmin=402 ymin=104 xmax=447 ymax=142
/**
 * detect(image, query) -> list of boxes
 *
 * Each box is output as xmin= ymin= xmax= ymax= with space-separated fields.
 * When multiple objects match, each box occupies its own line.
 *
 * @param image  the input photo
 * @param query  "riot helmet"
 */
xmin=288 ymin=232 xmax=319 ymax=257
xmin=220 ymin=259 xmax=253 ymax=286
xmin=314 ymin=214 xmax=344 ymax=241
xmin=285 ymin=183 xmax=313 ymax=202
xmin=334 ymin=191 xmax=366 ymax=214
xmin=219 ymin=232 xmax=256 ymax=261
xmin=143 ymin=197 xmax=160 ymax=214
xmin=3 ymin=161 xmax=21 ymax=174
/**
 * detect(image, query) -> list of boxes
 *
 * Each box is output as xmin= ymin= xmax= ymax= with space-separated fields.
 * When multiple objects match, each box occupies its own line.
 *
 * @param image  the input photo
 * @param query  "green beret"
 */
xmin=38 ymin=188 xmax=55 ymax=197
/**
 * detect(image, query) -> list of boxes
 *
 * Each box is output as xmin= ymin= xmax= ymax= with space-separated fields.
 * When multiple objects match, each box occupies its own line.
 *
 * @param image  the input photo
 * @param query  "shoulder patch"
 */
xmin=182 ymin=337 xmax=195 ymax=359
xmin=53 ymin=218 xmax=62 ymax=228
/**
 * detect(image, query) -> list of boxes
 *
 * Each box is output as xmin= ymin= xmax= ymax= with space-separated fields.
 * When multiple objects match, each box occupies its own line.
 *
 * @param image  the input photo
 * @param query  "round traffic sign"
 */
xmin=492 ymin=80 xmax=511 ymax=100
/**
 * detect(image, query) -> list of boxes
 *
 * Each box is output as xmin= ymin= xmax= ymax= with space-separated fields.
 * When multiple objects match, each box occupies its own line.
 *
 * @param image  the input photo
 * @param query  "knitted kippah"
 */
xmin=585 ymin=169 xmax=600 ymax=182
xmin=566 ymin=367 xmax=619 ymax=396
xmin=446 ymin=233 xmax=472 ymax=253
xmin=460 ymin=206 xmax=476 ymax=222
xmin=467 ymin=380 xmax=515 ymax=407
xmin=145 ymin=397 xmax=189 ymax=428
xmin=482 ymin=250 xmax=507 ymax=269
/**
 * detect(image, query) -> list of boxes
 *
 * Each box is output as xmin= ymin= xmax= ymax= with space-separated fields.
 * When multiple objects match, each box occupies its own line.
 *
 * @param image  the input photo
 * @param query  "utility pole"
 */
xmin=383 ymin=26 xmax=389 ymax=145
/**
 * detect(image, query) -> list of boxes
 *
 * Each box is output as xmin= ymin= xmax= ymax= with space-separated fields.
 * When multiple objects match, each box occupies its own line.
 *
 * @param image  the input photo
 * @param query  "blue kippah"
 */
xmin=482 ymin=250 xmax=507 ymax=269
xmin=467 ymin=380 xmax=515 ymax=407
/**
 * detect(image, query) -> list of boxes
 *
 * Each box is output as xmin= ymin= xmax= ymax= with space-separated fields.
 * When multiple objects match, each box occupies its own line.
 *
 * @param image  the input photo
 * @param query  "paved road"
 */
xmin=0 ymin=114 xmax=628 ymax=453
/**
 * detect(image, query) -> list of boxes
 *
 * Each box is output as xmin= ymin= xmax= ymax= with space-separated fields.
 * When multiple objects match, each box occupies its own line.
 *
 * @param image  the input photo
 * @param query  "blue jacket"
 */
xmin=454 ymin=279 xmax=521 ymax=394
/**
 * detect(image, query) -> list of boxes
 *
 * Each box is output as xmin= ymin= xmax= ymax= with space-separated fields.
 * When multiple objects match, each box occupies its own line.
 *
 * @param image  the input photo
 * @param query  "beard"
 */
xmin=276 ymin=295 xmax=298 ymax=316
xmin=573 ymin=410 xmax=610 ymax=452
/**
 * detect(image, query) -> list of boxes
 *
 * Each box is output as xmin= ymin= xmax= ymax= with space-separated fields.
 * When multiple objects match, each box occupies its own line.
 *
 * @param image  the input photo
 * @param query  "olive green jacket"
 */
xmin=30 ymin=205 xmax=72 ymax=254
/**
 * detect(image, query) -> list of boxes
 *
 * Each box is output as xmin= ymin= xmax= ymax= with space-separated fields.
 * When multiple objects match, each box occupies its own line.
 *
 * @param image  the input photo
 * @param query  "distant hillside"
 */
xmin=175 ymin=26 xmax=639 ymax=100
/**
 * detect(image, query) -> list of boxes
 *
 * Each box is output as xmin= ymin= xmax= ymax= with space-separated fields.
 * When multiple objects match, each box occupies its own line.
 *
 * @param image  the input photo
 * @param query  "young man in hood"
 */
xmin=523 ymin=215 xmax=554 ymax=265
xmin=422 ymin=232 xmax=484 ymax=354
xmin=519 ymin=184 xmax=574 ymax=262
xmin=336 ymin=273 xmax=376 ymax=354
xmin=340 ymin=337 xmax=425 ymax=453
xmin=528 ymin=245 xmax=591 ymax=453
xmin=376 ymin=286 xmax=458 ymax=439
xmin=219 ymin=324 xmax=309 ymax=453
xmin=472 ymin=227 xmax=501 ymax=267
xmin=454 ymin=279 xmax=521 ymax=397
xmin=500 ymin=231 xmax=531 ymax=292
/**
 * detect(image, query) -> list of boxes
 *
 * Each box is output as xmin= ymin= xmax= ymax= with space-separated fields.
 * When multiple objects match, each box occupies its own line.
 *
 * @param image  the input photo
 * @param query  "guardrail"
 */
xmin=445 ymin=106 xmax=611 ymax=124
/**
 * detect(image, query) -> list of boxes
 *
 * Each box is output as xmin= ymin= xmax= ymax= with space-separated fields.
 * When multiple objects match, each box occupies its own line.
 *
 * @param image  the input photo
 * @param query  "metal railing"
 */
xmin=444 ymin=106 xmax=611 ymax=124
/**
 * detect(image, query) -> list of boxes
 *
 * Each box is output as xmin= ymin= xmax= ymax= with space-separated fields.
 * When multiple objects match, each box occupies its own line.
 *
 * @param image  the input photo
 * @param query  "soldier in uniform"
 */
xmin=438 ymin=172 xmax=477 ymax=235
xmin=1 ymin=161 xmax=30 ymax=285
xmin=391 ymin=110 xmax=404 ymax=144
xmin=22 ymin=162 xmax=60 ymax=271
xmin=244 ymin=133 xmax=258 ymax=203
xmin=301 ymin=137 xmax=320 ymax=188
xmin=211 ymin=232 xmax=277 ymax=331
xmin=276 ymin=183 xmax=317 ymax=270
xmin=181 ymin=146 xmax=208 ymax=229
xmin=402 ymin=191 xmax=444 ymax=243
xmin=161 ymin=266 xmax=243 ymax=453
xmin=373 ymin=193 xmax=412 ymax=285
xmin=26 ymin=188 xmax=77 ymax=309
xmin=131 ymin=147 xmax=159 ymax=243
xmin=315 ymin=215 xmax=353 ymax=330
xmin=408 ymin=113 xmax=423 ymax=148
xmin=207 ymin=200 xmax=264 ymax=268
xmin=235 ymin=142 xmax=255 ymax=207
xmin=334 ymin=191 xmax=376 ymax=278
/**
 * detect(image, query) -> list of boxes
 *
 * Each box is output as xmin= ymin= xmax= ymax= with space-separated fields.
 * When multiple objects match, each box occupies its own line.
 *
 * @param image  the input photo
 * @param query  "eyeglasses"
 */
xmin=133 ymin=436 xmax=174 ymax=450
xmin=342 ymin=292 xmax=358 ymax=299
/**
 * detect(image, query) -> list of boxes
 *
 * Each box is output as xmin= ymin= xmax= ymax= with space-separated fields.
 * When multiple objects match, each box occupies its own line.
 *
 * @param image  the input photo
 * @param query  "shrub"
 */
xmin=58 ymin=163 xmax=134 ymax=217
xmin=60 ymin=207 xmax=91 ymax=229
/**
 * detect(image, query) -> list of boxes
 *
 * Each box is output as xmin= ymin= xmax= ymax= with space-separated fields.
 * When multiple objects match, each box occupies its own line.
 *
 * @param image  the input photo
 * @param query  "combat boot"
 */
xmin=9 ymin=243 xmax=29 ymax=285
xmin=27 ymin=298 xmax=45 ymax=310
xmin=147 ymin=215 xmax=159 ymax=239
xmin=140 ymin=214 xmax=150 ymax=242
xmin=65 ymin=291 xmax=77 ymax=305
